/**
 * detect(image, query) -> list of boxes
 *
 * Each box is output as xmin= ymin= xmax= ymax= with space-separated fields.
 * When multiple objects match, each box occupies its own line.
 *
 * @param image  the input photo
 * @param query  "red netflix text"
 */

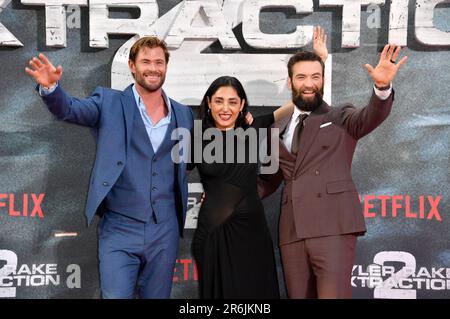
xmin=360 ymin=195 xmax=442 ymax=221
xmin=173 ymin=258 xmax=198 ymax=282
xmin=0 ymin=193 xmax=45 ymax=218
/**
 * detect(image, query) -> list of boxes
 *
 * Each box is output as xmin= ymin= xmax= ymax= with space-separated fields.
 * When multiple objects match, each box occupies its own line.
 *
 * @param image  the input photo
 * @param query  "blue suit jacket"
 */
xmin=40 ymin=84 xmax=194 ymax=235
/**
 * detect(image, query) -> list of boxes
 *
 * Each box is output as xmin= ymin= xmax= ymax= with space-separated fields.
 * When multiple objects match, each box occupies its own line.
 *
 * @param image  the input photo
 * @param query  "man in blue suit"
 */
xmin=25 ymin=37 xmax=194 ymax=299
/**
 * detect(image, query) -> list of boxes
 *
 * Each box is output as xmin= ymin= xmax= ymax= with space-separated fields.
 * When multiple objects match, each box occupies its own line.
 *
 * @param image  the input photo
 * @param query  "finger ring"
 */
xmin=390 ymin=59 xmax=395 ymax=64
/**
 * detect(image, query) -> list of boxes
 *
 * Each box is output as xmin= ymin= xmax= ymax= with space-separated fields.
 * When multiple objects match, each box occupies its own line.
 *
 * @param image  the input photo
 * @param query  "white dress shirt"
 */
xmin=282 ymin=107 xmax=311 ymax=153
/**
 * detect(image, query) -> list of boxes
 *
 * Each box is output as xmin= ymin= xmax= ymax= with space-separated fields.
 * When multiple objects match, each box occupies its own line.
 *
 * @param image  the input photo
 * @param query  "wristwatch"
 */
xmin=374 ymin=83 xmax=391 ymax=91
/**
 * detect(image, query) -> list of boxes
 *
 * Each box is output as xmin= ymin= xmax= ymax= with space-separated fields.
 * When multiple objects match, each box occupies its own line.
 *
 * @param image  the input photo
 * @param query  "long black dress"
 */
xmin=189 ymin=114 xmax=279 ymax=299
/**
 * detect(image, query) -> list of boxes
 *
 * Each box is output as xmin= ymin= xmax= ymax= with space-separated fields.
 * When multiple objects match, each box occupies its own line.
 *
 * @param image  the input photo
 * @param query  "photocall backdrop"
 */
xmin=0 ymin=0 xmax=449 ymax=299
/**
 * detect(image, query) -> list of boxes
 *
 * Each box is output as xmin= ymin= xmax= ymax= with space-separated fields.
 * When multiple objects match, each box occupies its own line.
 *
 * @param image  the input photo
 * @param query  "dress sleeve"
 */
xmin=251 ymin=113 xmax=275 ymax=129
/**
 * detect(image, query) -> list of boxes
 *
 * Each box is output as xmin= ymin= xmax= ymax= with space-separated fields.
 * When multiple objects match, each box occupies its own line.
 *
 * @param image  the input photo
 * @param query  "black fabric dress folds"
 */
xmin=188 ymin=114 xmax=279 ymax=299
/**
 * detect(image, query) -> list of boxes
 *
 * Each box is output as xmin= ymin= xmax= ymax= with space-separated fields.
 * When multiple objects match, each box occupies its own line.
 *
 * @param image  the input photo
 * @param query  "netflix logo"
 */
xmin=173 ymin=258 xmax=198 ymax=282
xmin=0 ymin=193 xmax=45 ymax=218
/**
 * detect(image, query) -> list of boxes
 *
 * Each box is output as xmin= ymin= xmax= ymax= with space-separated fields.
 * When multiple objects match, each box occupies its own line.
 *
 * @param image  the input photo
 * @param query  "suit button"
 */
xmin=103 ymin=182 xmax=109 ymax=187
xmin=152 ymin=201 xmax=156 ymax=205
xmin=152 ymin=172 xmax=157 ymax=176
xmin=117 ymin=161 xmax=123 ymax=166
xmin=153 ymin=158 xmax=157 ymax=162
xmin=317 ymin=193 xmax=322 ymax=198
xmin=152 ymin=186 xmax=157 ymax=191
xmin=322 ymin=146 xmax=329 ymax=150
xmin=315 ymin=170 xmax=320 ymax=175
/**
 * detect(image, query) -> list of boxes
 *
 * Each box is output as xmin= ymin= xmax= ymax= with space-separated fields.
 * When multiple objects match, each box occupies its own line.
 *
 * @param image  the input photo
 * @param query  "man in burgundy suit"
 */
xmin=258 ymin=45 xmax=407 ymax=298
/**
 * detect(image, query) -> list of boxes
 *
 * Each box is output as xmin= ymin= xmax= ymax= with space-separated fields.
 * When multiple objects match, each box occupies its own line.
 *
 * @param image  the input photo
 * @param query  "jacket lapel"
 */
xmin=155 ymin=105 xmax=177 ymax=156
xmin=169 ymin=99 xmax=188 ymax=189
xmin=293 ymin=102 xmax=330 ymax=176
xmin=170 ymin=98 xmax=182 ymax=129
xmin=120 ymin=85 xmax=137 ymax=155
xmin=274 ymin=109 xmax=295 ymax=161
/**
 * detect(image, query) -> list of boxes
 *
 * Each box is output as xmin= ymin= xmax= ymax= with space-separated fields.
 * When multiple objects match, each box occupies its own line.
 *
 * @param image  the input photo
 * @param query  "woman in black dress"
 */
xmin=188 ymin=76 xmax=293 ymax=299
xmin=189 ymin=26 xmax=328 ymax=298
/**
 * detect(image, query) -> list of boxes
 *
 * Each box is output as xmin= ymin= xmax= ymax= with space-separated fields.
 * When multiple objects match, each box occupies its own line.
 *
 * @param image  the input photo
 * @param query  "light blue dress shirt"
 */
xmin=131 ymin=84 xmax=172 ymax=153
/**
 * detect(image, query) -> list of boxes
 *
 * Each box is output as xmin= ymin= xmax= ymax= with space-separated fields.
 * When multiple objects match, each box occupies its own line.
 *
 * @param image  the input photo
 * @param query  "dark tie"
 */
xmin=290 ymin=113 xmax=308 ymax=155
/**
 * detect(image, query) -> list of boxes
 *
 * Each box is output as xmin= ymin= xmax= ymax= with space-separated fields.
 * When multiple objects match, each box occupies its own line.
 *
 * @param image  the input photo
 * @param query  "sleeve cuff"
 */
xmin=373 ymin=83 xmax=392 ymax=100
xmin=39 ymin=83 xmax=58 ymax=96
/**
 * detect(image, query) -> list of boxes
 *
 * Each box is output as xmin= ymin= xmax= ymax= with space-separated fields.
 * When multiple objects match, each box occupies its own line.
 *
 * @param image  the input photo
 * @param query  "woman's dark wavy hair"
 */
xmin=198 ymin=76 xmax=250 ymax=130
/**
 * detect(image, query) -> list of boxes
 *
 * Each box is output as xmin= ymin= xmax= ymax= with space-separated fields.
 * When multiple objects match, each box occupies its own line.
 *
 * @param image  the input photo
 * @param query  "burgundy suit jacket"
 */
xmin=258 ymin=91 xmax=394 ymax=246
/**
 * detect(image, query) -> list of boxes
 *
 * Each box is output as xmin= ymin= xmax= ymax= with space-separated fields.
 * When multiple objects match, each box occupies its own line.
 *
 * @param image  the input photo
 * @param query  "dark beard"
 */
xmin=292 ymin=87 xmax=324 ymax=112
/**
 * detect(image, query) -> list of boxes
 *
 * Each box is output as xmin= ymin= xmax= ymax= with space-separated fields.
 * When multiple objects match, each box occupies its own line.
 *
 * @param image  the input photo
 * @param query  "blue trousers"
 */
xmin=98 ymin=210 xmax=179 ymax=299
